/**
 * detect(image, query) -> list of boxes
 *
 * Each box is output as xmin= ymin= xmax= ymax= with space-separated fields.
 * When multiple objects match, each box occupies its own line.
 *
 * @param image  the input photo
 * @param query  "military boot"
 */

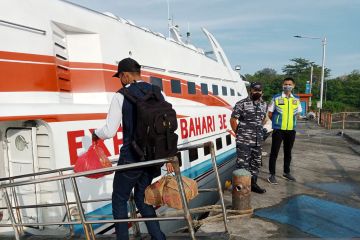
xmin=251 ymin=176 xmax=266 ymax=194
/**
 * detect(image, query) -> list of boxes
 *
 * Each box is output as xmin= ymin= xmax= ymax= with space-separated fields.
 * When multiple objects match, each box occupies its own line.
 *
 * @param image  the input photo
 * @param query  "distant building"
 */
xmin=298 ymin=93 xmax=313 ymax=117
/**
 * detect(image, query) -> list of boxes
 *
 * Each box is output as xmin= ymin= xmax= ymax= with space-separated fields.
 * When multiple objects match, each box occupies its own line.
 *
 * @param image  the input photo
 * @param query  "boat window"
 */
xmin=204 ymin=145 xmax=210 ymax=156
xmin=187 ymin=81 xmax=196 ymax=94
xmin=237 ymin=92 xmax=241 ymax=96
xmin=189 ymin=148 xmax=198 ymax=162
xmin=222 ymin=86 xmax=227 ymax=96
xmin=212 ymin=85 xmax=219 ymax=95
xmin=226 ymin=134 xmax=232 ymax=145
xmin=150 ymin=76 xmax=163 ymax=90
xmin=230 ymin=88 xmax=235 ymax=96
xmin=201 ymin=83 xmax=208 ymax=95
xmin=176 ymin=152 xmax=182 ymax=167
xmin=171 ymin=79 xmax=181 ymax=93
xmin=216 ymin=137 xmax=223 ymax=150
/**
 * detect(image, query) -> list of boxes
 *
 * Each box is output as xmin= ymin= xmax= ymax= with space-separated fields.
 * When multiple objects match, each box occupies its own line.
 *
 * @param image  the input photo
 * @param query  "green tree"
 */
xmin=282 ymin=58 xmax=330 ymax=98
xmin=245 ymin=68 xmax=283 ymax=101
xmin=326 ymin=77 xmax=345 ymax=103
xmin=344 ymin=70 xmax=360 ymax=109
xmin=245 ymin=59 xmax=359 ymax=112
xmin=326 ymin=70 xmax=360 ymax=111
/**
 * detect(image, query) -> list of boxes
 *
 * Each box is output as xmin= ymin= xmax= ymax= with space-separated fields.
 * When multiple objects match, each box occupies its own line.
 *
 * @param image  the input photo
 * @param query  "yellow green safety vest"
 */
xmin=272 ymin=95 xmax=300 ymax=130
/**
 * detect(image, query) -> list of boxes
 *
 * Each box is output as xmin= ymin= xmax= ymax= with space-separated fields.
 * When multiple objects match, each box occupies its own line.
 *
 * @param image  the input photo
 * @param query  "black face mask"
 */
xmin=251 ymin=92 xmax=262 ymax=100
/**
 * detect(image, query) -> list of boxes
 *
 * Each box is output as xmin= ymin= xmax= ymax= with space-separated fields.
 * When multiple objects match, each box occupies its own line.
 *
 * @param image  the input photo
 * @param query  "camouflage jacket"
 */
xmin=231 ymin=97 xmax=267 ymax=146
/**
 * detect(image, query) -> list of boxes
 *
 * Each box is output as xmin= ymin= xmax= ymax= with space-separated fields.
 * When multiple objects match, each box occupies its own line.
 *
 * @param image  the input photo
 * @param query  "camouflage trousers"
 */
xmin=236 ymin=144 xmax=262 ymax=176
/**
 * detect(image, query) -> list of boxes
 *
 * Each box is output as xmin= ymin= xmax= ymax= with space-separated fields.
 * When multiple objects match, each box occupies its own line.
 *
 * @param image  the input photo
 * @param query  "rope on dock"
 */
xmin=161 ymin=204 xmax=253 ymax=216
xmin=160 ymin=204 xmax=253 ymax=228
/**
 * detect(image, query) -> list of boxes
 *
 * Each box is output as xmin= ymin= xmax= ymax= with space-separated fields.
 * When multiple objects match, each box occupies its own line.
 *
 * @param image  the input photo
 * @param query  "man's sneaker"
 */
xmin=267 ymin=175 xmax=278 ymax=184
xmin=282 ymin=173 xmax=296 ymax=182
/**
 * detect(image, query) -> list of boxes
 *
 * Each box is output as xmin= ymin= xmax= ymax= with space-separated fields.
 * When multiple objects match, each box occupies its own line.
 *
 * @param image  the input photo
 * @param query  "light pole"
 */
xmin=294 ymin=35 xmax=327 ymax=123
xmin=309 ymin=65 xmax=313 ymax=107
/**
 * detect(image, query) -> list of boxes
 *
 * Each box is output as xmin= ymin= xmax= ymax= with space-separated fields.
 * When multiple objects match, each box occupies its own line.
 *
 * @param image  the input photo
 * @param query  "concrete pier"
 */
xmin=199 ymin=120 xmax=360 ymax=239
xmin=4 ymin=121 xmax=360 ymax=239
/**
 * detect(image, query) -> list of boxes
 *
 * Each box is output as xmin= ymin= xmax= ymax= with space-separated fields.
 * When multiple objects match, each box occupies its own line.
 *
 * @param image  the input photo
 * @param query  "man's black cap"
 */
xmin=250 ymin=82 xmax=262 ymax=90
xmin=113 ymin=58 xmax=141 ymax=78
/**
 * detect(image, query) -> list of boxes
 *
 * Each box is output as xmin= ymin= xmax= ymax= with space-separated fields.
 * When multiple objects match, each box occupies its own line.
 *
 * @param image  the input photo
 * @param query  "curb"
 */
xmin=343 ymin=133 xmax=360 ymax=145
xmin=342 ymin=132 xmax=360 ymax=156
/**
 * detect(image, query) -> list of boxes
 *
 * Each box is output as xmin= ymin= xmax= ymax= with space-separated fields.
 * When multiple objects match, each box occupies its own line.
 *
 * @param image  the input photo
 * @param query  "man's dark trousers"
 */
xmin=269 ymin=129 xmax=296 ymax=175
xmin=112 ymin=161 xmax=166 ymax=240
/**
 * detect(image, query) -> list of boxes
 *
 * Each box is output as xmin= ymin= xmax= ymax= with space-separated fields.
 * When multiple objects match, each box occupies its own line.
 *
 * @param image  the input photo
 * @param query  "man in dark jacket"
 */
xmin=93 ymin=58 xmax=169 ymax=240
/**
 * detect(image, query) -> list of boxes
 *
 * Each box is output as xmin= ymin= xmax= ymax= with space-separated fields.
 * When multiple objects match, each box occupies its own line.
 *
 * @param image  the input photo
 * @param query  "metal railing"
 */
xmin=0 ymin=20 xmax=47 ymax=35
xmin=0 ymin=141 xmax=228 ymax=240
xmin=320 ymin=111 xmax=360 ymax=130
xmin=178 ymin=142 xmax=228 ymax=233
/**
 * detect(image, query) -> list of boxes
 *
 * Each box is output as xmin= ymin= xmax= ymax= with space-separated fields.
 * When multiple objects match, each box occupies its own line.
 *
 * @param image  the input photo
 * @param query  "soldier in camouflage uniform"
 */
xmin=230 ymin=82 xmax=267 ymax=194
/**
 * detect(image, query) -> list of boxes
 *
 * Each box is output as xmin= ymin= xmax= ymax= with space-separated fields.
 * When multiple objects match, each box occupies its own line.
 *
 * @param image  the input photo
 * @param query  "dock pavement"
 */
xmin=4 ymin=120 xmax=360 ymax=239
xmin=198 ymin=120 xmax=360 ymax=239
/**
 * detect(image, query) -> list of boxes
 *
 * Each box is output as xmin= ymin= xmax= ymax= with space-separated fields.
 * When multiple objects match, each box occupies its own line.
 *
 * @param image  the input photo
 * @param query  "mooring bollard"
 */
xmin=232 ymin=169 xmax=251 ymax=211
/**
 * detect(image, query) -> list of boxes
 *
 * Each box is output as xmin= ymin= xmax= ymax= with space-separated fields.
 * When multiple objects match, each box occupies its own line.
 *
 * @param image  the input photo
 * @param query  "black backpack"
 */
xmin=119 ymin=83 xmax=178 ymax=161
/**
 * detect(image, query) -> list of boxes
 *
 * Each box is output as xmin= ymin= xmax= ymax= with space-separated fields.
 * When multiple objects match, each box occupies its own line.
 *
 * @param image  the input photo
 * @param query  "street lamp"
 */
xmin=309 ymin=65 xmax=313 ymax=107
xmin=294 ymin=35 xmax=327 ymax=123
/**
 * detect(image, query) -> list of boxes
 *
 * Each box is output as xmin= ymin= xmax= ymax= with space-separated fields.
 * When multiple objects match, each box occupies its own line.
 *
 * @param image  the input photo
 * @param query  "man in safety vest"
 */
xmin=267 ymin=77 xmax=302 ymax=184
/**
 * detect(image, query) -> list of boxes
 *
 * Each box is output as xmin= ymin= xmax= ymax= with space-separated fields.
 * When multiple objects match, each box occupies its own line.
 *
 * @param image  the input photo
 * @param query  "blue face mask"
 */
xmin=283 ymin=85 xmax=293 ymax=92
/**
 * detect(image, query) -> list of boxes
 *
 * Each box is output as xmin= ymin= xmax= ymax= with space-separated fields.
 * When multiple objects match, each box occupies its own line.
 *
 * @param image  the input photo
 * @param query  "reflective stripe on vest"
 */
xmin=275 ymin=97 xmax=299 ymax=130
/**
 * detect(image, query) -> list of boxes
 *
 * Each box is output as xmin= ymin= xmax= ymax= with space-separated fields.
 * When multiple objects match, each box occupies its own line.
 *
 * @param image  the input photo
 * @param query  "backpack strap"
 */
xmin=119 ymin=87 xmax=138 ymax=104
xmin=133 ymin=81 xmax=147 ymax=95
xmin=165 ymin=115 xmax=171 ymax=150
xmin=132 ymin=82 xmax=163 ymax=102
xmin=119 ymin=82 xmax=163 ymax=102
xmin=151 ymin=85 xmax=163 ymax=101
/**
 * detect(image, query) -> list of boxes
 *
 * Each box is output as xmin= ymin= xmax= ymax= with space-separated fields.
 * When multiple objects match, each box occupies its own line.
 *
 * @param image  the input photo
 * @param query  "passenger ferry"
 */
xmin=0 ymin=0 xmax=247 ymax=236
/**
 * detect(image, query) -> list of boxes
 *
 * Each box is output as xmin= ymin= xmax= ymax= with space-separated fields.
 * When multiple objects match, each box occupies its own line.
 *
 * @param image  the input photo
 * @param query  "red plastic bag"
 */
xmin=74 ymin=142 xmax=113 ymax=179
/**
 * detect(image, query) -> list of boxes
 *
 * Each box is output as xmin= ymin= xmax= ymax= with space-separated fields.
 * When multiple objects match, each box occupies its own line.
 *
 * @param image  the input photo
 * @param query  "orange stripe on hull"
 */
xmin=0 ymin=61 xmax=58 ymax=91
xmin=141 ymin=70 xmax=231 ymax=107
xmin=0 ymin=51 xmax=231 ymax=107
xmin=0 ymin=113 xmax=107 ymax=122
xmin=69 ymin=62 xmax=117 ymax=71
xmin=0 ymin=51 xmax=54 ymax=63
xmin=0 ymin=113 xmax=188 ymax=123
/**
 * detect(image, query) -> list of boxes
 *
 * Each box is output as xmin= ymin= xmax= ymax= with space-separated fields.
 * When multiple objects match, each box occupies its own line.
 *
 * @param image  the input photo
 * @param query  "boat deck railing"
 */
xmin=0 ymin=141 xmax=228 ymax=240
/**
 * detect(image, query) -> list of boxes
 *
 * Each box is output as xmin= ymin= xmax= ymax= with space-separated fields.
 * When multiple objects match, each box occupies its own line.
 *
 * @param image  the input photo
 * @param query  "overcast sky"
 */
xmin=68 ymin=0 xmax=360 ymax=78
